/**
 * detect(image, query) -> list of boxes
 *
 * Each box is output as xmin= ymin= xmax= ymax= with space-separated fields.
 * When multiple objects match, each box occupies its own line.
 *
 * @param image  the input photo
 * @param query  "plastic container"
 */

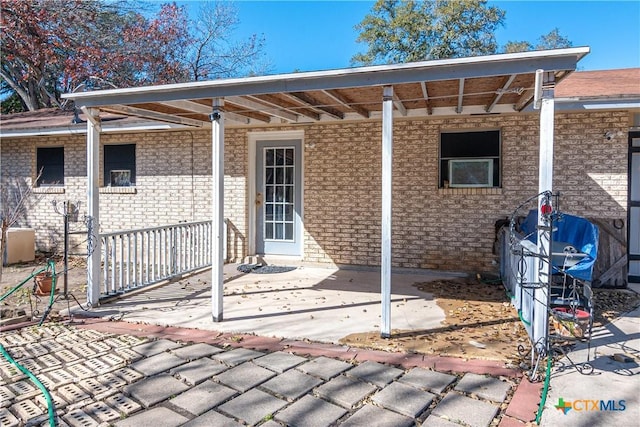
xmin=551 ymin=307 xmax=590 ymax=338
xmin=4 ymin=228 xmax=35 ymax=265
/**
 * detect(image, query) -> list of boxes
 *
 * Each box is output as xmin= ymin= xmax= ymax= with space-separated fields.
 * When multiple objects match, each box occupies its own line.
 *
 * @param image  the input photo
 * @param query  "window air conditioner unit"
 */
xmin=448 ymin=159 xmax=493 ymax=187
xmin=110 ymin=169 xmax=131 ymax=187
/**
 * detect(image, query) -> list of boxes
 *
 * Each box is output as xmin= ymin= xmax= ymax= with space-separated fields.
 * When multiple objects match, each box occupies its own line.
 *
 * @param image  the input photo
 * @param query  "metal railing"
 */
xmin=99 ymin=220 xmax=214 ymax=297
xmin=499 ymin=227 xmax=541 ymax=343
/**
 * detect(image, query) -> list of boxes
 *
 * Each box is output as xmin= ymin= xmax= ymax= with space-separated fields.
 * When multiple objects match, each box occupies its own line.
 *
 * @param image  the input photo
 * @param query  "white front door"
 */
xmin=629 ymin=131 xmax=640 ymax=282
xmin=255 ymin=140 xmax=303 ymax=256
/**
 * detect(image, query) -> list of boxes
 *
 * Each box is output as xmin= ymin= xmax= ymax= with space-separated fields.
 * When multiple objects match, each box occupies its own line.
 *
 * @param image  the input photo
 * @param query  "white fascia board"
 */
xmin=63 ymin=48 xmax=590 ymax=108
xmin=0 ymin=122 xmax=191 ymax=138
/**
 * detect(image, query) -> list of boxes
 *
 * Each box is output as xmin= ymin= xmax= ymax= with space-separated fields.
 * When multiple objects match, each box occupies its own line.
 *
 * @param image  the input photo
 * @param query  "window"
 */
xmin=36 ymin=147 xmax=64 ymax=186
xmin=440 ymin=130 xmax=500 ymax=188
xmin=104 ymin=144 xmax=136 ymax=186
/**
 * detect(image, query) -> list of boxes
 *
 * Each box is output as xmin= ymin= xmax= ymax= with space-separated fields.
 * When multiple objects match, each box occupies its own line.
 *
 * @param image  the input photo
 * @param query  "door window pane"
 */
xmin=275 ymin=223 xmax=284 ymax=239
xmin=632 ymin=153 xmax=639 ymax=201
xmin=630 ymin=207 xmax=640 ymax=254
xmin=263 ymin=146 xmax=296 ymax=242
xmin=630 ymin=261 xmax=640 ymax=276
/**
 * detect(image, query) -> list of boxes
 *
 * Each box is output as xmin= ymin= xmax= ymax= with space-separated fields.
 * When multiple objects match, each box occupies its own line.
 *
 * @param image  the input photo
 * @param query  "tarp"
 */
xmin=520 ymin=210 xmax=599 ymax=282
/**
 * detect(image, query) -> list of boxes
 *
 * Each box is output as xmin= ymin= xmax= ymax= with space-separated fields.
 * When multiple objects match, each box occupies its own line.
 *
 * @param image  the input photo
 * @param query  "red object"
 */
xmin=540 ymin=203 xmax=552 ymax=215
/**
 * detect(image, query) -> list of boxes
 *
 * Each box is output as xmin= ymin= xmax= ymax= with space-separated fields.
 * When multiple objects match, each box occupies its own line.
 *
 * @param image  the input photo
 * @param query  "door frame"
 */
xmin=629 ymin=130 xmax=640 ymax=282
xmin=248 ymin=130 xmax=305 ymax=258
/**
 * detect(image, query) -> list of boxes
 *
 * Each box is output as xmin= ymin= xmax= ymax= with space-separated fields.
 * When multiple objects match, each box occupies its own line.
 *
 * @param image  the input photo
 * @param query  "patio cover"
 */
xmin=61 ymin=47 xmax=590 ymax=337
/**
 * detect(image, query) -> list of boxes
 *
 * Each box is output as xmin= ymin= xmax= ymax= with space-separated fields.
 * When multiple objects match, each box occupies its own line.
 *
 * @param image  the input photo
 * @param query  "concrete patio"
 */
xmin=69 ymin=265 xmax=467 ymax=343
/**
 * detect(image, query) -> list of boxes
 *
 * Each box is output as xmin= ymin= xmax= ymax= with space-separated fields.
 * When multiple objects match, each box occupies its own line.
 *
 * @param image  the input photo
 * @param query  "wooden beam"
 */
xmin=515 ymin=89 xmax=535 ymax=111
xmin=286 ymin=92 xmax=344 ymax=119
xmin=160 ymin=99 xmax=211 ymax=114
xmin=159 ymin=99 xmax=262 ymax=124
xmin=392 ymin=90 xmax=407 ymax=116
xmin=101 ymin=104 xmax=205 ymax=127
xmin=322 ymin=89 xmax=370 ymax=118
xmin=486 ymin=74 xmax=517 ymax=113
xmin=227 ymin=95 xmax=298 ymax=122
xmin=248 ymin=94 xmax=319 ymax=121
xmin=420 ymin=81 xmax=433 ymax=115
xmin=456 ymin=78 xmax=465 ymax=114
xmin=275 ymin=93 xmax=322 ymax=120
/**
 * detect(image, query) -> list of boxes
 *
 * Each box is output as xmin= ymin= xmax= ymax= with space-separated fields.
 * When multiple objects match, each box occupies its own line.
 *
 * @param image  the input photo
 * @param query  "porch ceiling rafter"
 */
xmin=420 ymin=82 xmax=433 ymax=115
xmin=100 ymin=104 xmax=205 ymax=127
xmin=159 ymin=99 xmax=256 ymax=125
xmin=284 ymin=92 xmax=344 ymax=120
xmin=456 ymin=78 xmax=465 ymax=114
xmin=392 ymin=90 xmax=407 ymax=116
xmin=321 ymin=89 xmax=370 ymax=118
xmin=486 ymin=74 xmax=517 ymax=113
xmin=247 ymin=94 xmax=320 ymax=121
xmin=226 ymin=95 xmax=298 ymax=122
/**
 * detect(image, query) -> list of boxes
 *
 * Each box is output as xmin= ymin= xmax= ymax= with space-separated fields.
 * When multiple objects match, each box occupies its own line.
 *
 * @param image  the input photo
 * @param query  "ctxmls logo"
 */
xmin=555 ymin=397 xmax=626 ymax=414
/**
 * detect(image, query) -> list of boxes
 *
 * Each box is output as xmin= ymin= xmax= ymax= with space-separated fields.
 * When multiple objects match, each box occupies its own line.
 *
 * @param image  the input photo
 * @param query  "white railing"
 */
xmin=99 ymin=220 xmax=214 ymax=297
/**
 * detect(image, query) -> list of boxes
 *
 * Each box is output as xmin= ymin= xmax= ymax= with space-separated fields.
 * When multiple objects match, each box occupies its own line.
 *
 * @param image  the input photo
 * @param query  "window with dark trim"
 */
xmin=104 ymin=144 xmax=136 ymax=186
xmin=36 ymin=147 xmax=64 ymax=186
xmin=439 ymin=130 xmax=500 ymax=188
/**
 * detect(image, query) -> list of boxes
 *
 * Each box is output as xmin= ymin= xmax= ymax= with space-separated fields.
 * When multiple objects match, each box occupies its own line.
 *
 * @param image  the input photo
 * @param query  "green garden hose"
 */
xmin=535 ymin=354 xmax=553 ymax=424
xmin=0 ymin=344 xmax=57 ymax=426
xmin=38 ymin=271 xmax=57 ymax=326
xmin=0 ymin=266 xmax=47 ymax=302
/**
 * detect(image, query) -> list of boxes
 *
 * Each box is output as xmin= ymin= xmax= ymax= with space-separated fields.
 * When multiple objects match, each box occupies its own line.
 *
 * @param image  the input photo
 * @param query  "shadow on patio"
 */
xmin=68 ymin=264 xmax=464 ymax=345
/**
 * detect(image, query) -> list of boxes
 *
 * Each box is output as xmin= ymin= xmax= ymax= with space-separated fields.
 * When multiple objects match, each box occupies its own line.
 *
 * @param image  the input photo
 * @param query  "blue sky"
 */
xmin=176 ymin=0 xmax=640 ymax=74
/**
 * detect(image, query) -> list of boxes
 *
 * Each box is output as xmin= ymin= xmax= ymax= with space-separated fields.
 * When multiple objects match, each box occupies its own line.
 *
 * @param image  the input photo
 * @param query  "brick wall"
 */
xmin=1 ymin=110 xmax=629 ymax=273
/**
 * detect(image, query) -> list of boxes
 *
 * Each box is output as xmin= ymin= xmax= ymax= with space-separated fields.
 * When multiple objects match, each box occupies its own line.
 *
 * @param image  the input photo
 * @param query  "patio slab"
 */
xmin=69 ymin=265 xmax=461 ymax=343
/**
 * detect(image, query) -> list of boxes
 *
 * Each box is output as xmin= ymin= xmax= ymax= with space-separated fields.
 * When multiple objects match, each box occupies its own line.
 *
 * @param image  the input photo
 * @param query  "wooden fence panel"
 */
xmin=590 ymin=217 xmax=627 ymax=288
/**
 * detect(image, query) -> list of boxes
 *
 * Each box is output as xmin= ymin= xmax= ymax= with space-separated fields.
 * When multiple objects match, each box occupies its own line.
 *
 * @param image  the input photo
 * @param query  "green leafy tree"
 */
xmin=352 ymin=0 xmax=506 ymax=65
xmin=504 ymin=28 xmax=572 ymax=53
xmin=0 ymin=0 xmax=266 ymax=112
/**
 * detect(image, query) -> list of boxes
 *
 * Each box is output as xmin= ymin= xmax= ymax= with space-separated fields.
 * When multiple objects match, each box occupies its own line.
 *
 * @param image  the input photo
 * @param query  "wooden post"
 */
xmin=85 ymin=108 xmax=101 ymax=306
xmin=534 ymin=71 xmax=555 ymax=350
xmin=381 ymin=86 xmax=393 ymax=338
xmin=211 ymin=99 xmax=225 ymax=322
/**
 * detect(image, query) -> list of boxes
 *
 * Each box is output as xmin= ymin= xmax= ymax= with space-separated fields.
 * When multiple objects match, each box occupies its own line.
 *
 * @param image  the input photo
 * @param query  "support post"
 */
xmin=85 ymin=108 xmax=101 ymax=306
xmin=533 ymin=71 xmax=555 ymax=350
xmin=381 ymin=86 xmax=393 ymax=338
xmin=211 ymin=99 xmax=225 ymax=322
